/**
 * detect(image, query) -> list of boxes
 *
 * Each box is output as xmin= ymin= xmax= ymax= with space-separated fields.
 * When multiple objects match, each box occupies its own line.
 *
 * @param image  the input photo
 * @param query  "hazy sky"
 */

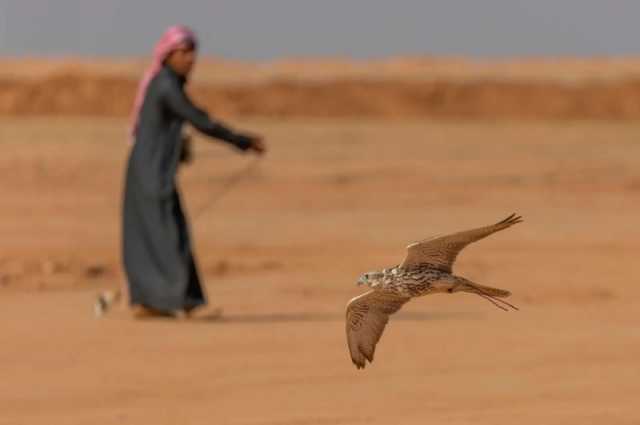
xmin=1 ymin=0 xmax=639 ymax=59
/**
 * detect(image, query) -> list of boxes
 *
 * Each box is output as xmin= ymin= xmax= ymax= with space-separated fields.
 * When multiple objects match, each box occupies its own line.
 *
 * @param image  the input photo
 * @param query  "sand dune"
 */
xmin=3 ymin=57 xmax=640 ymax=119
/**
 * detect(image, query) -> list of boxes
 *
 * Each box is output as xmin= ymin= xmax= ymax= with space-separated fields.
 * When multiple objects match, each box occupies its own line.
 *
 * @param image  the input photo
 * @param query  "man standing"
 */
xmin=122 ymin=25 xmax=265 ymax=318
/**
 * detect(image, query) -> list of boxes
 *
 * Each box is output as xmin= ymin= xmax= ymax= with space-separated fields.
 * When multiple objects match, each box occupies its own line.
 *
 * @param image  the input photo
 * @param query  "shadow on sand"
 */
xmin=193 ymin=310 xmax=483 ymax=324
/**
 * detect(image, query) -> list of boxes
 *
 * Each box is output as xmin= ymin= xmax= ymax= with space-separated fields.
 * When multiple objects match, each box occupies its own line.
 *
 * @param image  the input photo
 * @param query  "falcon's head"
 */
xmin=357 ymin=271 xmax=384 ymax=288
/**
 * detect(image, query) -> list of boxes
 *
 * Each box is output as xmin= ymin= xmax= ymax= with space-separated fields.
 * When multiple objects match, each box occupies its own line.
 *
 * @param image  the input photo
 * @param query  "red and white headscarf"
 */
xmin=129 ymin=25 xmax=198 ymax=140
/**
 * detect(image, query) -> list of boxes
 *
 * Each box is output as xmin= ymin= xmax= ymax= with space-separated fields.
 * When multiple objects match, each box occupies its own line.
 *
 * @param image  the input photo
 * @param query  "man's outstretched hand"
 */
xmin=247 ymin=135 xmax=266 ymax=155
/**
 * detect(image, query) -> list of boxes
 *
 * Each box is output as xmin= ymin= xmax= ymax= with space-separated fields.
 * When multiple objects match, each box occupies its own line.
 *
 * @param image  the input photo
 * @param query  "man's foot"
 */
xmin=180 ymin=304 xmax=208 ymax=320
xmin=131 ymin=305 xmax=175 ymax=319
xmin=197 ymin=307 xmax=224 ymax=321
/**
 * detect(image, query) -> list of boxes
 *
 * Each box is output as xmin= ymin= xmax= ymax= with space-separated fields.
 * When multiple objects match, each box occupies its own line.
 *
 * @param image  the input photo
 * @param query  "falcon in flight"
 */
xmin=346 ymin=214 xmax=522 ymax=369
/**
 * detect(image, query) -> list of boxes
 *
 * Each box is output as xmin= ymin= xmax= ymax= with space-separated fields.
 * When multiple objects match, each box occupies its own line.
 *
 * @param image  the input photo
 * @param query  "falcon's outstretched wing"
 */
xmin=399 ymin=214 xmax=523 ymax=272
xmin=346 ymin=290 xmax=410 ymax=369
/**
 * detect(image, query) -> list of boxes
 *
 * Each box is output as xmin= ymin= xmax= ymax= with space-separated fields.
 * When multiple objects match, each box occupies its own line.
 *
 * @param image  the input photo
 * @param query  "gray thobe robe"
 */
xmin=123 ymin=65 xmax=251 ymax=312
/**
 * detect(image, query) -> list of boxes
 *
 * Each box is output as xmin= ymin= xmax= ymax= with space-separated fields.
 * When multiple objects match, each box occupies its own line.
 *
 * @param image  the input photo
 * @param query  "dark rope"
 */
xmin=190 ymin=155 xmax=262 ymax=221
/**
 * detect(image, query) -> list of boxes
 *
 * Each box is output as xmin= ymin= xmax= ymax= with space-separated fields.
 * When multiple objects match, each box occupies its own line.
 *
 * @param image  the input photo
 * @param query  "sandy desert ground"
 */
xmin=2 ymin=55 xmax=640 ymax=425
xmin=1 ymin=110 xmax=639 ymax=424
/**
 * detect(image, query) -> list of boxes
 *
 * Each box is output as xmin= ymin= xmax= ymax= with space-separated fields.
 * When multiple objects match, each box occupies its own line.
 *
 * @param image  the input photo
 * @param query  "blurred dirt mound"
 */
xmin=0 ymin=256 xmax=117 ymax=291
xmin=197 ymin=78 xmax=640 ymax=120
xmin=4 ymin=62 xmax=640 ymax=119
xmin=0 ymin=72 xmax=135 ymax=116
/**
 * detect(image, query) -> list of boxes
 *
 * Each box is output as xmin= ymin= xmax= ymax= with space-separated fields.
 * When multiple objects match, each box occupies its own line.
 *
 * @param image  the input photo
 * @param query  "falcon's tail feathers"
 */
xmin=461 ymin=281 xmax=518 ymax=311
xmin=466 ymin=282 xmax=511 ymax=298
